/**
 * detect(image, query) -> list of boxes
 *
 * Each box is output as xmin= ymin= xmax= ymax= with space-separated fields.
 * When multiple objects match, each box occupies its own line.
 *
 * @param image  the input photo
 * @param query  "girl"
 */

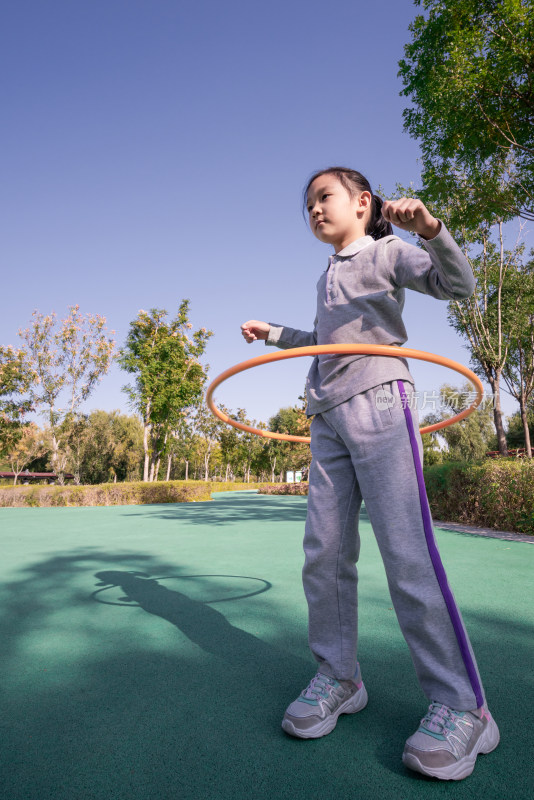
xmin=241 ymin=167 xmax=499 ymax=782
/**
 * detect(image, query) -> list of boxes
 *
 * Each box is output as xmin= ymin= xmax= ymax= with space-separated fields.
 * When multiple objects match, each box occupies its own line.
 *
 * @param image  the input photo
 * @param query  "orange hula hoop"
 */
xmin=205 ymin=344 xmax=484 ymax=443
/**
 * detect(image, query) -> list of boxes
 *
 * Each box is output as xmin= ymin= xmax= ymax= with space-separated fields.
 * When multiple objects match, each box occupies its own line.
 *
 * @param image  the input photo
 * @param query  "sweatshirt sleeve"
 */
xmin=390 ymin=223 xmax=476 ymax=300
xmin=266 ymin=320 xmax=317 ymax=349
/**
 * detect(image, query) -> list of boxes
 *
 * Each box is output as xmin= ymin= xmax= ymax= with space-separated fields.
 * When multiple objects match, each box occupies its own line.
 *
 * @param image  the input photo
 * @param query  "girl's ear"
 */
xmin=358 ymin=190 xmax=372 ymax=210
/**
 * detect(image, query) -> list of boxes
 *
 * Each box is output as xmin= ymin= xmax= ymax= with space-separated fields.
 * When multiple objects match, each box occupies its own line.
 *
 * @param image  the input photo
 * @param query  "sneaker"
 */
xmin=281 ymin=672 xmax=368 ymax=739
xmin=402 ymin=702 xmax=500 ymax=780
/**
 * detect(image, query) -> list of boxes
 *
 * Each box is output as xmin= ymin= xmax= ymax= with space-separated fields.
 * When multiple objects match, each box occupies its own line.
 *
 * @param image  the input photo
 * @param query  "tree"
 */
xmin=18 ymin=306 xmax=115 ymax=482
xmin=119 ymin=302 xmax=212 ymax=481
xmin=228 ymin=409 xmax=266 ymax=483
xmin=165 ymin=412 xmax=197 ymax=481
xmin=64 ymin=410 xmax=144 ymax=484
xmin=190 ymin=401 xmax=223 ymax=481
xmin=0 ymin=345 xmax=35 ymax=458
xmin=424 ymin=383 xmax=495 ymax=461
xmin=506 ymin=408 xmax=534 ymax=451
xmin=500 ymin=262 xmax=534 ymax=456
xmin=445 ymin=225 xmax=530 ymax=455
xmin=7 ymin=423 xmax=48 ymax=484
xmin=268 ymin=402 xmax=311 ymax=479
xmin=399 ymin=0 xmax=534 ymax=225
xmin=384 ymin=179 xmax=530 ymax=456
xmin=420 ymin=429 xmax=443 ymax=466
xmin=217 ymin=405 xmax=242 ymax=481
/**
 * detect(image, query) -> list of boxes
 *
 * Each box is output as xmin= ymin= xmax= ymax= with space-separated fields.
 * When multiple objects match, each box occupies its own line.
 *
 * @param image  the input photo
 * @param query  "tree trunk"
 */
xmin=519 ymin=396 xmax=532 ymax=458
xmin=166 ymin=454 xmax=172 ymax=481
xmin=185 ymin=460 xmax=189 ymax=481
xmin=143 ymin=423 xmax=150 ymax=481
xmin=487 ymin=372 xmax=508 ymax=456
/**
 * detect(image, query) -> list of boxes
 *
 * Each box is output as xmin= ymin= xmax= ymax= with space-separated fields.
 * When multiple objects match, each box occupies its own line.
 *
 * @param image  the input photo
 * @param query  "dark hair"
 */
xmin=303 ymin=167 xmax=393 ymax=240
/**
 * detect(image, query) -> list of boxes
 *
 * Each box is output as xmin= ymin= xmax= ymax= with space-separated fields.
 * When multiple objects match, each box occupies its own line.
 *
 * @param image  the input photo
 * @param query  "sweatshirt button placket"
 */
xmin=326 ymin=256 xmax=336 ymax=304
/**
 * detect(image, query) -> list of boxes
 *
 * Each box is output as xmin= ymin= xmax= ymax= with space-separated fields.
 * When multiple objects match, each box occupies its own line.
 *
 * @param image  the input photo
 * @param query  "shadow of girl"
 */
xmin=93 ymin=570 xmax=307 ymax=683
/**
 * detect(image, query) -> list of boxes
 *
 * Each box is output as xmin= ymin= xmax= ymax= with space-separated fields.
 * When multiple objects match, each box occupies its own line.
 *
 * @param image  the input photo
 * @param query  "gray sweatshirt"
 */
xmin=266 ymin=224 xmax=475 ymax=416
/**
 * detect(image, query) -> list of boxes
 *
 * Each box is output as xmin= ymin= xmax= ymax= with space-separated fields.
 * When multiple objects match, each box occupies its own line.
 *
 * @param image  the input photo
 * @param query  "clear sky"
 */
xmin=2 ymin=0 xmax=524 ymax=425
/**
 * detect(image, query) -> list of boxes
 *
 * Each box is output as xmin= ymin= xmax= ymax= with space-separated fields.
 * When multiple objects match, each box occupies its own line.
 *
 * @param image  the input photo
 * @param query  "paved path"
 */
xmin=435 ymin=520 xmax=534 ymax=543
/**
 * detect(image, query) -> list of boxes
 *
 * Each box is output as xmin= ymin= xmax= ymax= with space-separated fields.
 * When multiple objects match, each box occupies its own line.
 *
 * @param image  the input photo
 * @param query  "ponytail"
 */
xmin=366 ymin=194 xmax=393 ymax=240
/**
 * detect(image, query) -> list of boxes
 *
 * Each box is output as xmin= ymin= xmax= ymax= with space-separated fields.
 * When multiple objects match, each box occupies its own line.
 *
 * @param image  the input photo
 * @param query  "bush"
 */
xmin=258 ymin=482 xmax=309 ymax=496
xmin=423 ymin=460 xmax=534 ymax=535
xmin=210 ymin=482 xmax=271 ymax=493
xmin=0 ymin=480 xmax=214 ymax=508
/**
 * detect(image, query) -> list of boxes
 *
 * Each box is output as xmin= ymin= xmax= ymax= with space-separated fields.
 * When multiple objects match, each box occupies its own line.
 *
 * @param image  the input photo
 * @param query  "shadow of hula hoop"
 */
xmin=91 ymin=574 xmax=273 ymax=607
xmin=206 ymin=344 xmax=484 ymax=441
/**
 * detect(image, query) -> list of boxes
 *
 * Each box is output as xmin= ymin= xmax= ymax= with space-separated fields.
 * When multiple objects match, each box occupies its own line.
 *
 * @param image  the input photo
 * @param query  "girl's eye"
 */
xmin=322 ymin=193 xmax=330 ymax=201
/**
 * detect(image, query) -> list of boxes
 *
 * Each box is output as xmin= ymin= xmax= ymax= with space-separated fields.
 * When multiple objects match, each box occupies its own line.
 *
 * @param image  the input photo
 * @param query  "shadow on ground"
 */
xmin=121 ymin=491 xmax=311 ymax=525
xmin=0 ymin=552 xmax=530 ymax=800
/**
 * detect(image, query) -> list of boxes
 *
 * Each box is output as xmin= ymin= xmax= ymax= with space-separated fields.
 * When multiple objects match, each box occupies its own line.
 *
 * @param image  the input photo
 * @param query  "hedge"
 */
xmin=259 ymin=462 xmax=534 ymax=536
xmin=423 ymin=460 xmax=534 ymax=536
xmin=0 ymin=480 xmax=278 ymax=508
xmin=1 ymin=465 xmax=532 ymax=535
xmin=0 ymin=480 xmax=215 ymax=508
xmin=258 ymin=482 xmax=309 ymax=496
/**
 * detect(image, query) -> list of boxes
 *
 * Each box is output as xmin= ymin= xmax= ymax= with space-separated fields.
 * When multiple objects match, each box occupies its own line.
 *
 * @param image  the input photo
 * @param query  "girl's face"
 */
xmin=306 ymin=175 xmax=371 ymax=253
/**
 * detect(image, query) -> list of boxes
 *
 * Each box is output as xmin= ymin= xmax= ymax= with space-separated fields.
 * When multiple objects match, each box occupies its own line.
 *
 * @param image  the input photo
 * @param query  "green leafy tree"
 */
xmin=399 ymin=0 xmax=534 ymax=225
xmin=65 ymin=410 xmax=144 ymax=484
xmin=0 ymin=345 xmax=35 ymax=458
xmin=165 ymin=412 xmax=197 ymax=481
xmin=119 ymin=302 xmax=212 ymax=481
xmin=425 ymin=383 xmax=495 ymax=461
xmin=261 ymin=438 xmax=287 ymax=482
xmin=190 ymin=401 xmax=224 ymax=481
xmin=506 ymin=408 xmax=534 ymax=452
xmin=217 ymin=405 xmax=242 ymax=482
xmin=385 ymin=178 xmax=528 ymax=456
xmin=229 ymin=409 xmax=266 ymax=483
xmin=268 ymin=403 xmax=311 ymax=479
xmin=420 ymin=429 xmax=444 ymax=466
xmin=18 ymin=306 xmax=115 ymax=482
xmin=445 ymin=226 xmax=530 ymax=455
xmin=500 ymin=262 xmax=534 ymax=456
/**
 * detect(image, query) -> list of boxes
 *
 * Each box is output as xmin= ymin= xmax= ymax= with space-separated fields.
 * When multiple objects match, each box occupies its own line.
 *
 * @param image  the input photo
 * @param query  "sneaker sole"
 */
xmin=402 ymin=716 xmax=500 ymax=781
xmin=281 ymin=683 xmax=368 ymax=739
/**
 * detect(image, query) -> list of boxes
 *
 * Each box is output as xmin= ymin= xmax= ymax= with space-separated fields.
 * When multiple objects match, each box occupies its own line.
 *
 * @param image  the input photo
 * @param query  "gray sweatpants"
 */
xmin=304 ymin=380 xmax=485 ymax=711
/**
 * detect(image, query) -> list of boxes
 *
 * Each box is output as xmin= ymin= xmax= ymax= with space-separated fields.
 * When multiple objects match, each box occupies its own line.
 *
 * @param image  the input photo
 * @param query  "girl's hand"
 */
xmin=382 ymin=198 xmax=441 ymax=240
xmin=241 ymin=320 xmax=270 ymax=343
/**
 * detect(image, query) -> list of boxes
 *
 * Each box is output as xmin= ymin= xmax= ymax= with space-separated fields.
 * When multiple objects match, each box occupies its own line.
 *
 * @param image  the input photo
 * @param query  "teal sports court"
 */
xmin=1 ymin=491 xmax=532 ymax=800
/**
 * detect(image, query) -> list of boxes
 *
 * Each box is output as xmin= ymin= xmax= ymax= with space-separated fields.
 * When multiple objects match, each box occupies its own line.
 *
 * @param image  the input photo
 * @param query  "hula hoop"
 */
xmin=206 ymin=344 xmax=484 ymax=442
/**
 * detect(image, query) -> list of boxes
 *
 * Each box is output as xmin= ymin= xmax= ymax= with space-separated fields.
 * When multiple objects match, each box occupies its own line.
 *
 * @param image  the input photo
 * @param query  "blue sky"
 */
xmin=2 ymin=0 xmax=525 ymax=425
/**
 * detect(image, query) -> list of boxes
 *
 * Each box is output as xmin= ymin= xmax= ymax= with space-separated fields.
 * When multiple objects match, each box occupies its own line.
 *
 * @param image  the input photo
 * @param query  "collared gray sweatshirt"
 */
xmin=266 ymin=224 xmax=475 ymax=416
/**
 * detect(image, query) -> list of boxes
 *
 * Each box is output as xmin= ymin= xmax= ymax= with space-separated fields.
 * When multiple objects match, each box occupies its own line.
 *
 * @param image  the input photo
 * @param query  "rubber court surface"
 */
xmin=1 ymin=491 xmax=532 ymax=800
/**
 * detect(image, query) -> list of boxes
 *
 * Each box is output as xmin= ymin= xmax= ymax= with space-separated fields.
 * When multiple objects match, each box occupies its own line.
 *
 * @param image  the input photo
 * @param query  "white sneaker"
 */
xmin=282 ymin=671 xmax=368 ymax=739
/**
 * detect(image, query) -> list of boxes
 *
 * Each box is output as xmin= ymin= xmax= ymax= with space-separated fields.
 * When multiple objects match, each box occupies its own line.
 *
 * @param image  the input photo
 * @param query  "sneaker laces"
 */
xmin=301 ymin=673 xmax=337 ymax=701
xmin=420 ymin=703 xmax=460 ymax=735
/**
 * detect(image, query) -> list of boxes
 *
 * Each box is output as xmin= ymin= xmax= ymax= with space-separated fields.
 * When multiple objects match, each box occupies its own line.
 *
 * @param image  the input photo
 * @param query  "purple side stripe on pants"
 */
xmin=397 ymin=379 xmax=484 ymax=709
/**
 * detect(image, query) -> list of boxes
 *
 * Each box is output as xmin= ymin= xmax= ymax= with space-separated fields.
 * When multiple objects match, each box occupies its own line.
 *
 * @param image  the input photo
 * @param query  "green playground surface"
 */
xmin=1 ymin=491 xmax=532 ymax=800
